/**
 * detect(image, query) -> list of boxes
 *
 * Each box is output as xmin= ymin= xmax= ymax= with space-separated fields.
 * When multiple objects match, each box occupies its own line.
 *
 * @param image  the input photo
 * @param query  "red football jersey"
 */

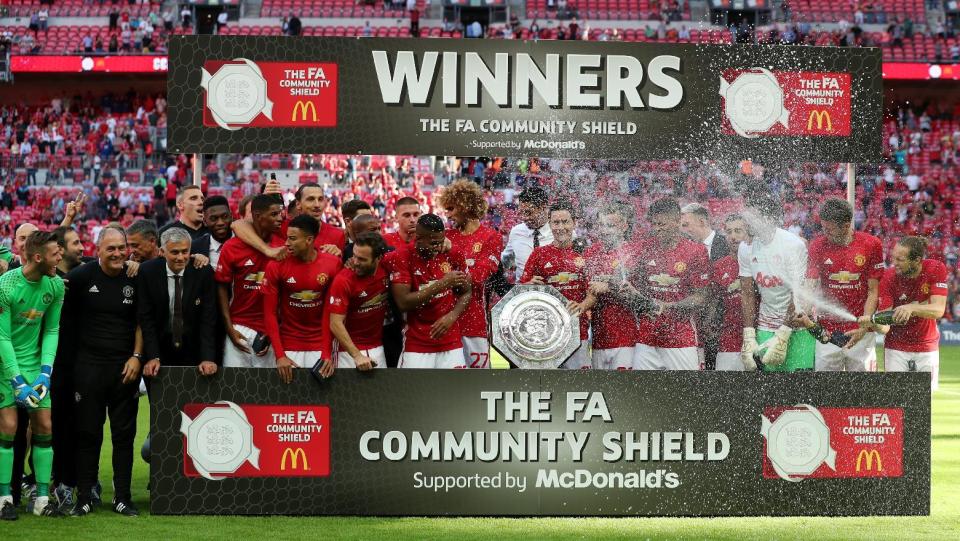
xmin=806 ymin=232 xmax=885 ymax=333
xmin=326 ymin=266 xmax=390 ymax=350
xmin=387 ymin=246 xmax=467 ymax=353
xmin=631 ymin=237 xmax=710 ymax=348
xmin=262 ymin=252 xmax=342 ymax=359
xmin=878 ymin=259 xmax=947 ymax=352
xmin=278 ymin=218 xmax=346 ymax=252
xmin=215 ymin=236 xmax=283 ymax=332
xmin=521 ymin=244 xmax=589 ymax=340
xmin=447 ymin=225 xmax=503 ymax=338
xmin=711 ymin=254 xmax=744 ymax=353
xmin=382 ymin=230 xmax=414 ymax=249
xmin=584 ymin=241 xmax=641 ymax=349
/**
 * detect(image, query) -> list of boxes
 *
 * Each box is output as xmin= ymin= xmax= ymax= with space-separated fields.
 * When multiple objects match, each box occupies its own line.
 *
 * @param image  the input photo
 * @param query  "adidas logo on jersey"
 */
xmin=544 ymin=262 xmax=553 ymax=269
xmin=359 ymin=291 xmax=368 ymax=297
xmin=414 ymin=270 xmax=423 ymax=276
xmin=899 ymin=294 xmax=908 ymax=300
xmin=286 ymin=277 xmax=297 ymax=284
xmin=88 ymin=285 xmax=99 ymax=293
xmin=824 ymin=258 xmax=833 ymax=265
xmin=243 ymin=259 xmax=255 ymax=266
xmin=647 ymin=260 xmax=657 ymax=266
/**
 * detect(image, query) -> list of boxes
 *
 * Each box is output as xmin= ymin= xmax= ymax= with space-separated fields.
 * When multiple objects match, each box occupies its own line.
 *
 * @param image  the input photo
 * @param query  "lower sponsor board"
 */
xmin=152 ymin=369 xmax=930 ymax=516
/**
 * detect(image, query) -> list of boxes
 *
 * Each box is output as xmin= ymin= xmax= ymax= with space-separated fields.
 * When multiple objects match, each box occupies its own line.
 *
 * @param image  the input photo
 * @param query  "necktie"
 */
xmin=172 ymin=274 xmax=184 ymax=349
xmin=533 ymin=228 xmax=541 ymax=248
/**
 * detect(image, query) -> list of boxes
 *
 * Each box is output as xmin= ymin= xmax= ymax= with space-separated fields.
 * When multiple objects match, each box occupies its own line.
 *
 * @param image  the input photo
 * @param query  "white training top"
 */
xmin=739 ymin=228 xmax=808 ymax=331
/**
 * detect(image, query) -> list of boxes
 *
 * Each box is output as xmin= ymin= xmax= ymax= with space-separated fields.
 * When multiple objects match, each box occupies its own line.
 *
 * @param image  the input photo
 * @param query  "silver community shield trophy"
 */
xmin=491 ymin=285 xmax=581 ymax=369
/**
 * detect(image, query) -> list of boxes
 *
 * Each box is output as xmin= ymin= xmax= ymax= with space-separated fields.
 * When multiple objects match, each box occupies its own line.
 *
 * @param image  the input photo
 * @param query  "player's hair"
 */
xmin=724 ymin=212 xmax=745 ymax=224
xmin=417 ymin=213 xmax=445 ymax=233
xmin=680 ymin=202 xmax=710 ymax=221
xmin=202 ymin=195 xmax=230 ymax=212
xmin=549 ymin=199 xmax=576 ymax=219
xmin=239 ymin=195 xmax=255 ymax=217
xmin=126 ymin=219 xmax=158 ymax=242
xmin=342 ymin=199 xmax=372 ymax=221
xmin=395 ymin=196 xmax=420 ymax=209
xmin=601 ymin=202 xmax=635 ymax=238
xmin=438 ymin=179 xmax=488 ymax=221
xmin=24 ymin=230 xmax=58 ymax=259
xmin=176 ymin=184 xmax=202 ymax=204
xmin=295 ymin=182 xmax=324 ymax=202
xmin=518 ymin=186 xmax=549 ymax=208
xmin=819 ymin=198 xmax=853 ymax=225
xmin=898 ymin=236 xmax=928 ymax=261
xmin=288 ymin=214 xmax=320 ymax=238
xmin=51 ymin=225 xmax=75 ymax=248
xmin=97 ymin=224 xmax=127 ymax=245
xmin=743 ymin=188 xmax=783 ymax=220
xmin=354 ymin=231 xmax=388 ymax=258
xmin=251 ymin=194 xmax=281 ymax=216
xmin=648 ymin=196 xmax=681 ymax=217
xmin=160 ymin=227 xmax=192 ymax=248
xmin=351 ymin=214 xmax=380 ymax=234
xmin=287 ymin=198 xmax=298 ymax=214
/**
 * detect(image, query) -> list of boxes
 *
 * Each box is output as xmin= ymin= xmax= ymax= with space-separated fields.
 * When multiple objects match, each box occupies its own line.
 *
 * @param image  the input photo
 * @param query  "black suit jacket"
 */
xmin=708 ymin=232 xmax=730 ymax=261
xmin=190 ymin=234 xmax=212 ymax=259
xmin=191 ymin=233 xmax=227 ymax=364
xmin=136 ymin=258 xmax=217 ymax=366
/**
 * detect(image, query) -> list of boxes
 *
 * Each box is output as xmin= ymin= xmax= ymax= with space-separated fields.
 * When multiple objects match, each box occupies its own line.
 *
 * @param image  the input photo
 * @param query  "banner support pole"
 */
xmin=193 ymin=153 xmax=201 ymax=187
xmin=846 ymin=163 xmax=855 ymax=207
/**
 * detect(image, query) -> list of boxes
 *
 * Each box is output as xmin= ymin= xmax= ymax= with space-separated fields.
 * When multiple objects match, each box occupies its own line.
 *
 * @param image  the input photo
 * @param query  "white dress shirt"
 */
xmin=703 ymin=229 xmax=716 ymax=252
xmin=209 ymin=236 xmax=224 ymax=270
xmin=502 ymin=222 xmax=553 ymax=282
xmin=167 ymin=265 xmax=185 ymax=327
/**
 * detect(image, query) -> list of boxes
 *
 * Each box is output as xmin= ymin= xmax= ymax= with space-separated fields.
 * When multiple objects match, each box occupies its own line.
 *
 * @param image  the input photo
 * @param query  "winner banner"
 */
xmin=167 ymin=37 xmax=882 ymax=162
xmin=150 ymin=369 xmax=929 ymax=516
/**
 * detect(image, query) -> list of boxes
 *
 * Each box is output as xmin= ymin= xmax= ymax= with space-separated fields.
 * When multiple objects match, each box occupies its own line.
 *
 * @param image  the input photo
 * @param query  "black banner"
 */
xmin=167 ymin=37 xmax=882 ymax=162
xmin=151 ymin=369 xmax=929 ymax=516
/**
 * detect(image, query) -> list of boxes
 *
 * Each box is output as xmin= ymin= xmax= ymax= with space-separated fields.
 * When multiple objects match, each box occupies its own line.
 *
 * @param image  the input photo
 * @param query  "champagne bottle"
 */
xmin=870 ymin=310 xmax=896 ymax=325
xmin=806 ymin=323 xmax=850 ymax=348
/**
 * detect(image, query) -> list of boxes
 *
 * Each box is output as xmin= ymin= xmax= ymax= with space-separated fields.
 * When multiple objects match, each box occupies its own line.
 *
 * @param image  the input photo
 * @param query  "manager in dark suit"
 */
xmin=681 ymin=203 xmax=731 ymax=370
xmin=138 ymin=227 xmax=218 ymax=377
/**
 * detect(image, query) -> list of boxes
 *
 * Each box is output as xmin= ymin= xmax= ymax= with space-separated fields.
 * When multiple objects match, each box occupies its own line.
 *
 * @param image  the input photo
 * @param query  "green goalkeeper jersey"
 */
xmin=0 ymin=267 xmax=65 ymax=380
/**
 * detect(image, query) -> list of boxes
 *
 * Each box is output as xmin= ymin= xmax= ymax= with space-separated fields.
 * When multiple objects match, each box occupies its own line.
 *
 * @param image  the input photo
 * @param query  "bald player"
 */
xmin=9 ymin=223 xmax=39 ymax=270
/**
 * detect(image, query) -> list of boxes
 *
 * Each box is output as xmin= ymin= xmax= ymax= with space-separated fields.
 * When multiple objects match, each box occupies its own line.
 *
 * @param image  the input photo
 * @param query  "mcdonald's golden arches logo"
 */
xmin=292 ymin=100 xmax=318 ymax=122
xmin=807 ymin=110 xmax=833 ymax=131
xmin=280 ymin=447 xmax=310 ymax=471
xmin=855 ymin=449 xmax=882 ymax=472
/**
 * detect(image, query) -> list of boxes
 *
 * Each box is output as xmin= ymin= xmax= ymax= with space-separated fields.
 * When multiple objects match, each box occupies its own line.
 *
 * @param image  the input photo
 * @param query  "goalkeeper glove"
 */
xmin=32 ymin=365 xmax=52 ymax=401
xmin=740 ymin=327 xmax=759 ymax=371
xmin=761 ymin=325 xmax=793 ymax=367
xmin=12 ymin=375 xmax=41 ymax=409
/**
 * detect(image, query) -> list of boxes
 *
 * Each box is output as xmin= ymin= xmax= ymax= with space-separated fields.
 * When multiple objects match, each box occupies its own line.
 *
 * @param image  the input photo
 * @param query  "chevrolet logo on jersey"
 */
xmin=243 ymin=271 xmax=266 ymax=284
xmin=290 ymin=291 xmax=320 ymax=301
xmin=649 ymin=273 xmax=680 ymax=287
xmin=828 ymin=270 xmax=861 ymax=284
xmin=548 ymin=272 xmax=579 ymax=284
xmin=361 ymin=292 xmax=387 ymax=308
xmin=19 ymin=308 xmax=43 ymax=321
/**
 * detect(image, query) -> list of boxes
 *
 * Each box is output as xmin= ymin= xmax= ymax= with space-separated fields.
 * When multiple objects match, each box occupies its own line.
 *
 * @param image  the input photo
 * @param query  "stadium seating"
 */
xmin=3 ymin=0 xmax=159 ymax=18
xmin=789 ymin=0 xmax=926 ymax=24
xmin=260 ymin=0 xmax=423 ymax=19
xmin=524 ymin=0 xmax=690 ymax=21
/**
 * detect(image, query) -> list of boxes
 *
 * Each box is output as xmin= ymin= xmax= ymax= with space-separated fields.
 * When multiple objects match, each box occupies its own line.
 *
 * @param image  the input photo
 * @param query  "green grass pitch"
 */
xmin=8 ymin=348 xmax=958 ymax=540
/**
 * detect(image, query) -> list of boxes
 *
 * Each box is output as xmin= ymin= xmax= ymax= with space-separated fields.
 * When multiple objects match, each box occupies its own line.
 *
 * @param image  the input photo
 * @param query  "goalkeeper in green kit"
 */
xmin=0 ymin=231 xmax=65 ymax=519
